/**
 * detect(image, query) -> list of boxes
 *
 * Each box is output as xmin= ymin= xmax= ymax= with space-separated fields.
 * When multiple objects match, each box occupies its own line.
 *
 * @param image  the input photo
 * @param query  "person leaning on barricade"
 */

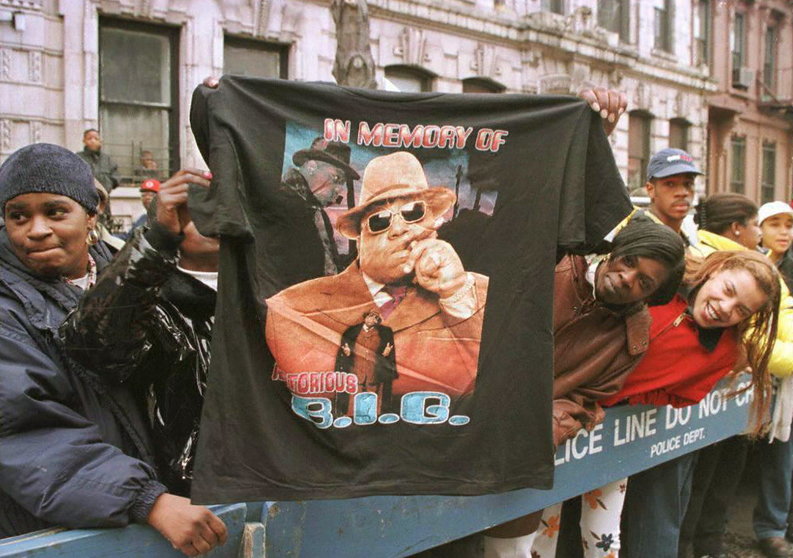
xmin=61 ymin=168 xmax=220 ymax=498
xmin=607 ymin=193 xmax=793 ymax=558
xmin=563 ymin=250 xmax=781 ymax=558
xmin=480 ymin=86 xmax=642 ymax=558
xmin=0 ymin=144 xmax=226 ymax=557
xmin=481 ymin=215 xmax=686 ymax=558
xmin=680 ymin=193 xmax=764 ymax=558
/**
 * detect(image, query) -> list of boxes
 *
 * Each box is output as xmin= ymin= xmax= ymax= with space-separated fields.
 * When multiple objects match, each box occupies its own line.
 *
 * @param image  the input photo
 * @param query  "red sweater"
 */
xmin=600 ymin=294 xmax=739 ymax=408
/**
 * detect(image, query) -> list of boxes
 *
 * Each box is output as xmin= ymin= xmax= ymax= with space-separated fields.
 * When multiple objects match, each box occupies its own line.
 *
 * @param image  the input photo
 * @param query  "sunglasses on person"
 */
xmin=365 ymin=201 xmax=427 ymax=234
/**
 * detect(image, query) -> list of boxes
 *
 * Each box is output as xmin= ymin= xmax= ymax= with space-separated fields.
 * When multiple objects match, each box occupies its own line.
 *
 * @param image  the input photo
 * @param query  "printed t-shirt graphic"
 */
xmin=188 ymin=77 xmax=632 ymax=503
xmin=266 ymin=151 xmax=488 ymax=421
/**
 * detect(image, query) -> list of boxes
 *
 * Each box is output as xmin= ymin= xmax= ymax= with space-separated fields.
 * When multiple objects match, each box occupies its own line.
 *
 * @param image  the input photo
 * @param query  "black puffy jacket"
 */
xmin=0 ymin=229 xmax=165 ymax=538
xmin=61 ymin=223 xmax=215 ymax=495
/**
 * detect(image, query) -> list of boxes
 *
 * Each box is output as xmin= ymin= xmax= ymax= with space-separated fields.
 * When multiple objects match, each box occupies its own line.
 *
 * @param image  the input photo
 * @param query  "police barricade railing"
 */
xmin=0 ymin=378 xmax=752 ymax=558
xmin=0 ymin=504 xmax=250 ymax=558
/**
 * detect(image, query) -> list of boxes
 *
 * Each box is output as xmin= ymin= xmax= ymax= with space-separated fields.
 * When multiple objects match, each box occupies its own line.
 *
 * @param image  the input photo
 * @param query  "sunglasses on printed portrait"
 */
xmin=365 ymin=200 xmax=427 ymax=234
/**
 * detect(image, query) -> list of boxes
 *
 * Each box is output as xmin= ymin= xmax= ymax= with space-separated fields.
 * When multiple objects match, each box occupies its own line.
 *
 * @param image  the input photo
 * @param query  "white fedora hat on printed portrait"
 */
xmin=336 ymin=151 xmax=456 ymax=239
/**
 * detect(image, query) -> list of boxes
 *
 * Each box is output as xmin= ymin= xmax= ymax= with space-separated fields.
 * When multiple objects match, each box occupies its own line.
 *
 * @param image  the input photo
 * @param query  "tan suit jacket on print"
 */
xmin=265 ymin=262 xmax=489 ymax=399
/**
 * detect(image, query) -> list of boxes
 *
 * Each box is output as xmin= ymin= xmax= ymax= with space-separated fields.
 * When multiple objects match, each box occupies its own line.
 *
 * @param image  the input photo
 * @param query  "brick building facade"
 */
xmin=704 ymin=0 xmax=793 ymax=203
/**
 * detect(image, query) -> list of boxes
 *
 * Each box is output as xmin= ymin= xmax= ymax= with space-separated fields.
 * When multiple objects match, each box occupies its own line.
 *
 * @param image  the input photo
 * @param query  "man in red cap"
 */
xmin=127 ymin=178 xmax=160 ymax=237
xmin=266 ymin=151 xmax=488 ymax=420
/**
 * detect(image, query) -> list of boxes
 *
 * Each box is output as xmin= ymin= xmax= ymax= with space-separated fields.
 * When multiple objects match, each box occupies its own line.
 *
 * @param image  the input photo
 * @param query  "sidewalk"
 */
xmin=721 ymin=480 xmax=777 ymax=558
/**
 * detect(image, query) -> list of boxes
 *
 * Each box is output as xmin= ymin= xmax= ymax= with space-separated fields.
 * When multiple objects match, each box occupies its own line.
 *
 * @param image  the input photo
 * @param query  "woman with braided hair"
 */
xmin=484 ymin=215 xmax=686 ymax=558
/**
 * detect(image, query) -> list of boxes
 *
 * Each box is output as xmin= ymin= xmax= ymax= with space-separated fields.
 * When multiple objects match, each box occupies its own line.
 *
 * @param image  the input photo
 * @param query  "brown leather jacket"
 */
xmin=552 ymin=255 xmax=651 ymax=445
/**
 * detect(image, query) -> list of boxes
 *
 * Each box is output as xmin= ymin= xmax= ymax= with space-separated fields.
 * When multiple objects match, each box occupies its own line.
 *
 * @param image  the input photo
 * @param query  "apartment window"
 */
xmin=462 ymin=78 xmax=505 ymax=94
xmin=762 ymin=142 xmax=777 ymax=203
xmin=669 ymin=119 xmax=689 ymax=151
xmin=732 ymin=12 xmax=746 ymax=75
xmin=224 ymin=36 xmax=288 ymax=79
xmin=628 ymin=111 xmax=652 ymax=190
xmin=730 ymin=136 xmax=746 ymax=194
xmin=762 ymin=26 xmax=777 ymax=96
xmin=694 ymin=0 xmax=711 ymax=66
xmin=384 ymin=65 xmax=433 ymax=92
xmin=597 ymin=0 xmax=629 ymax=42
xmin=654 ymin=0 xmax=673 ymax=53
xmin=99 ymin=19 xmax=179 ymax=183
xmin=541 ymin=0 xmax=564 ymax=14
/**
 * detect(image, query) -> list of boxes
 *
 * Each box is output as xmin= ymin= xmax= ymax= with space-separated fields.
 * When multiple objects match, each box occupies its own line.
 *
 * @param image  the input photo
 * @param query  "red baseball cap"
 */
xmin=140 ymin=179 xmax=160 ymax=193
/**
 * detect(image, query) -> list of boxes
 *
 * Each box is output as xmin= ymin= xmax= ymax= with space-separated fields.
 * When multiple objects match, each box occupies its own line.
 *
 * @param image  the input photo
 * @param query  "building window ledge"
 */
xmin=651 ymin=48 xmax=676 ymax=62
xmin=728 ymin=87 xmax=751 ymax=100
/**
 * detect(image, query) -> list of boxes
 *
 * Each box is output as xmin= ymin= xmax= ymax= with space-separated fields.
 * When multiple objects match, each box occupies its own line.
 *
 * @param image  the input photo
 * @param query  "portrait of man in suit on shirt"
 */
xmin=266 ymin=151 xmax=489 ymax=417
xmin=334 ymin=310 xmax=397 ymax=414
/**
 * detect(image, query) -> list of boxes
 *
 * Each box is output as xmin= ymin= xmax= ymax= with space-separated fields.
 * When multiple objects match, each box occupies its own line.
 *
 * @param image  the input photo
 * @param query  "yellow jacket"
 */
xmin=698 ymin=229 xmax=793 ymax=378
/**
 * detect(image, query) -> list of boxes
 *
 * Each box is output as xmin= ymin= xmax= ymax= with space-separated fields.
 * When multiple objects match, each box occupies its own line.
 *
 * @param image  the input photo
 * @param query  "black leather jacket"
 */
xmin=61 ymin=223 xmax=215 ymax=496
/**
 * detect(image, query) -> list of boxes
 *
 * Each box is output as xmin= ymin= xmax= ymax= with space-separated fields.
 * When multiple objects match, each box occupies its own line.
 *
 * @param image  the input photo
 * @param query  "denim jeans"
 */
xmin=753 ymin=436 xmax=793 ymax=540
xmin=680 ymin=436 xmax=749 ymax=556
xmin=620 ymin=453 xmax=698 ymax=558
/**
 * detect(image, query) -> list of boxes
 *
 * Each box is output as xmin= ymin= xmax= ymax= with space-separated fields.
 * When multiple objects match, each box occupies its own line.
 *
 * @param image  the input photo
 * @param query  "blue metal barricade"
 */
xmin=0 ymin=378 xmax=753 ymax=557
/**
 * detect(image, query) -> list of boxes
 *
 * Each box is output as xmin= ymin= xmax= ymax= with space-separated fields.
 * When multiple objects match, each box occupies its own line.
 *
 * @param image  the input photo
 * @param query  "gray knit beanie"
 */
xmin=0 ymin=143 xmax=99 ymax=214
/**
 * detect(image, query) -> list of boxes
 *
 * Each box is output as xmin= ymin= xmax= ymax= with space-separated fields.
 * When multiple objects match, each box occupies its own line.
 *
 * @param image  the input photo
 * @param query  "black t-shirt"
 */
xmin=188 ymin=76 xmax=631 ymax=503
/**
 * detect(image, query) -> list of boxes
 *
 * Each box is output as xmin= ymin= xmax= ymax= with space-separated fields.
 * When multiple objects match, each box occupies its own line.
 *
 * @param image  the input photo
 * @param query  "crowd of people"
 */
xmin=0 ymin=85 xmax=792 ymax=558
xmin=481 ymin=145 xmax=790 ymax=558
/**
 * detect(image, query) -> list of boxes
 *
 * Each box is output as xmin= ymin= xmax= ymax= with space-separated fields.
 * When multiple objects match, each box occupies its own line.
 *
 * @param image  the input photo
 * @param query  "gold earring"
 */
xmin=86 ymin=228 xmax=101 ymax=246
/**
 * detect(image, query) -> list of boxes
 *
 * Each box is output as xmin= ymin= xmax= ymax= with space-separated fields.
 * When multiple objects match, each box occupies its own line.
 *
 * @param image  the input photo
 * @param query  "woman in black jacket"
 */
xmin=0 ymin=144 xmax=225 ymax=557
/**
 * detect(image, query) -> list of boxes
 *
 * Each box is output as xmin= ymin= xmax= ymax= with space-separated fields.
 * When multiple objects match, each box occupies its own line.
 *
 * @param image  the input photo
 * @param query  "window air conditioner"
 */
xmin=732 ymin=67 xmax=755 ymax=89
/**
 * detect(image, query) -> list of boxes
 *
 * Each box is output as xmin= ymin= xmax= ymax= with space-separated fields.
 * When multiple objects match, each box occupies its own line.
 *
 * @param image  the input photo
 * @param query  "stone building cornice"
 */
xmin=0 ymin=0 xmax=43 ymax=10
xmin=350 ymin=0 xmax=715 ymax=93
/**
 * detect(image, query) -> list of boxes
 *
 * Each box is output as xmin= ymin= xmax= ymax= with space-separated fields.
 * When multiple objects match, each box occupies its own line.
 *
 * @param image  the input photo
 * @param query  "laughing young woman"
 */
xmin=531 ymin=250 xmax=781 ymax=558
xmin=675 ymin=194 xmax=793 ymax=558
xmin=601 ymin=251 xmax=780 ymax=558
